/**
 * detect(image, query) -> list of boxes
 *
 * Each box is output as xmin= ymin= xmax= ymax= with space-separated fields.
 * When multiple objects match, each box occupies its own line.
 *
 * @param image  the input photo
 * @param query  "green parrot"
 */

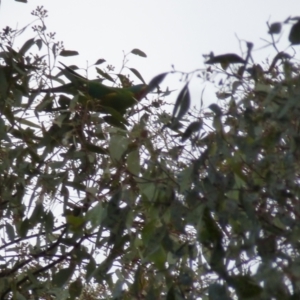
xmin=33 ymin=62 xmax=149 ymax=115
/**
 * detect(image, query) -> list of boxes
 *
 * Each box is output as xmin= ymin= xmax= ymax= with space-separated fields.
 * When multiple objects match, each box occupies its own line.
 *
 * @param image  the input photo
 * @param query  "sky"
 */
xmin=0 ymin=0 xmax=299 ymax=105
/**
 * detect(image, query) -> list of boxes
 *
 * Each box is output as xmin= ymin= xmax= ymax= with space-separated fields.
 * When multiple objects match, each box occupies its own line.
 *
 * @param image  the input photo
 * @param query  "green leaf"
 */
xmin=53 ymin=113 xmax=69 ymax=127
xmin=29 ymin=202 xmax=43 ymax=226
xmin=86 ymin=257 xmax=96 ymax=282
xmin=15 ymin=117 xmax=41 ymax=129
xmin=177 ymin=166 xmax=194 ymax=193
xmin=15 ymin=292 xmax=27 ymax=300
xmin=85 ymin=202 xmax=106 ymax=228
xmin=109 ymin=135 xmax=129 ymax=162
xmin=35 ymin=94 xmax=54 ymax=112
xmin=5 ymin=223 xmax=15 ymax=241
xmin=131 ymin=48 xmax=147 ymax=57
xmin=289 ymin=20 xmax=300 ymax=45
xmin=13 ymin=88 xmax=23 ymax=106
xmin=69 ymin=278 xmax=83 ymax=298
xmin=85 ymin=143 xmax=108 ymax=154
xmin=45 ymin=211 xmax=54 ymax=234
xmin=229 ymin=275 xmax=262 ymax=298
xmin=18 ymin=218 xmax=29 ymax=238
xmin=166 ymin=285 xmax=176 ymax=300
xmin=209 ymin=283 xmax=231 ymax=300
xmin=148 ymin=246 xmax=166 ymax=270
xmin=66 ymin=181 xmax=86 ymax=191
xmin=127 ymin=149 xmax=140 ymax=175
xmin=0 ymin=66 xmax=8 ymax=99
xmin=103 ymin=115 xmax=127 ymax=129
xmin=0 ymin=118 xmax=10 ymax=141
xmin=52 ymin=267 xmax=74 ymax=288
xmin=59 ymin=50 xmax=79 ymax=57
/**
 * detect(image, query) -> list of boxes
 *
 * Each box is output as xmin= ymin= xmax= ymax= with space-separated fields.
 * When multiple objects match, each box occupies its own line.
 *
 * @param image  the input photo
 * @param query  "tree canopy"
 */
xmin=1 ymin=5 xmax=300 ymax=300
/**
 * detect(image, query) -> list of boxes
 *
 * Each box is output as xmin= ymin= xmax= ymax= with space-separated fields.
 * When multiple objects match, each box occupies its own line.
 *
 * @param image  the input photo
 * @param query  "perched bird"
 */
xmin=32 ymin=62 xmax=149 ymax=115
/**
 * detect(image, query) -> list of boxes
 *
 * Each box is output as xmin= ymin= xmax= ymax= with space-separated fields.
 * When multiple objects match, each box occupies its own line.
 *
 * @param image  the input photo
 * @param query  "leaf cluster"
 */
xmin=1 ymin=7 xmax=300 ymax=300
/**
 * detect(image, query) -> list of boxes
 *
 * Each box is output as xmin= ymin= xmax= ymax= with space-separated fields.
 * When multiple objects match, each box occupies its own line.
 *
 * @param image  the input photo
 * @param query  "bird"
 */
xmin=32 ymin=62 xmax=149 ymax=115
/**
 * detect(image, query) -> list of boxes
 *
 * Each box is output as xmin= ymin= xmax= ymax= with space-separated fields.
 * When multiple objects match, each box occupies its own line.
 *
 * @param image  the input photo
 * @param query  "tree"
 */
xmin=1 ymin=5 xmax=300 ymax=299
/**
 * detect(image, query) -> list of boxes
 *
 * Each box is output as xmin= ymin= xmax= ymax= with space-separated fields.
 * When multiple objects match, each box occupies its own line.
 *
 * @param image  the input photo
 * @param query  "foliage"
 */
xmin=1 ymin=5 xmax=300 ymax=300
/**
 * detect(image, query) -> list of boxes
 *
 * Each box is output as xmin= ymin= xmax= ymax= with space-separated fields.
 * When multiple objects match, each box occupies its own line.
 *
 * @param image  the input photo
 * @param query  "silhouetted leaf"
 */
xmin=209 ymin=103 xmax=222 ymax=116
xmin=59 ymin=50 xmax=79 ymax=57
xmin=268 ymin=22 xmax=282 ymax=34
xmin=17 ymin=219 xmax=29 ymax=238
xmin=85 ymin=143 xmax=108 ymax=155
xmin=35 ymin=39 xmax=43 ymax=50
xmin=289 ymin=19 xmax=300 ymax=45
xmin=19 ymin=38 xmax=35 ymax=55
xmin=129 ymin=67 xmax=146 ymax=84
xmin=181 ymin=120 xmax=202 ymax=142
xmin=172 ymin=84 xmax=190 ymax=121
xmin=146 ymin=72 xmax=168 ymax=93
xmin=131 ymin=48 xmax=147 ymax=57
xmin=0 ymin=66 xmax=8 ymax=98
xmin=94 ymin=58 xmax=106 ymax=65
xmin=5 ymin=223 xmax=15 ymax=241
xmin=96 ymin=67 xmax=115 ymax=82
